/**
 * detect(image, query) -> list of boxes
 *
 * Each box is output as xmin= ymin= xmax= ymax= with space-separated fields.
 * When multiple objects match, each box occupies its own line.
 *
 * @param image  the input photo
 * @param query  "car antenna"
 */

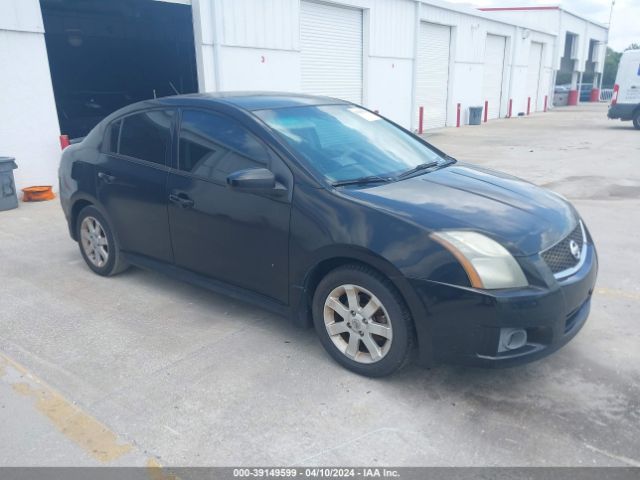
xmin=169 ymin=81 xmax=180 ymax=95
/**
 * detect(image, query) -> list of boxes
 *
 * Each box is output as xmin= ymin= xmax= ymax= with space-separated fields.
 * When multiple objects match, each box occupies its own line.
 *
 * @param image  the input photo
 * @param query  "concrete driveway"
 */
xmin=1 ymin=103 xmax=639 ymax=467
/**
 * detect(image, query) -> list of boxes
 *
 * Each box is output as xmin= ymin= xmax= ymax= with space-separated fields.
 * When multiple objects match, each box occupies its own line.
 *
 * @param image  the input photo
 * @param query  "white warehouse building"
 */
xmin=0 ymin=0 xmax=608 ymax=191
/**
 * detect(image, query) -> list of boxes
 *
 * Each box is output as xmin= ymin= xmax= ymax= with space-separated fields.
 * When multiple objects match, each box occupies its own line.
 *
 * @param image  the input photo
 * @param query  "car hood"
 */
xmin=340 ymin=163 xmax=578 ymax=256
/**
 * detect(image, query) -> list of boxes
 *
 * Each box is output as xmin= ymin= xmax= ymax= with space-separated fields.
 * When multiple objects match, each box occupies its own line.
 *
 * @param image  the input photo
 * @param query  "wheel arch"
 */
xmin=291 ymin=247 xmax=434 ymax=365
xmin=68 ymin=194 xmax=113 ymax=242
xmin=70 ymin=199 xmax=93 ymax=241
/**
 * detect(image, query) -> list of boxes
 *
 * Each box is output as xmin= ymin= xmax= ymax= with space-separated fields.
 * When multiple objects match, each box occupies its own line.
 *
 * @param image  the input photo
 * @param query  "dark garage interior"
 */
xmin=40 ymin=0 xmax=199 ymax=139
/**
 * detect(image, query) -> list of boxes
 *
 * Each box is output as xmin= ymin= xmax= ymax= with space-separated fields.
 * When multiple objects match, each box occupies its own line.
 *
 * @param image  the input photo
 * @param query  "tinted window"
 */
xmin=178 ymin=110 xmax=268 ymax=182
xmin=119 ymin=110 xmax=174 ymax=165
xmin=107 ymin=120 xmax=121 ymax=154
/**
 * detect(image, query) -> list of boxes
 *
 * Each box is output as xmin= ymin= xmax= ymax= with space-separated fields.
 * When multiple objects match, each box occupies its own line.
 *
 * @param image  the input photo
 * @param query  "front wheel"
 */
xmin=633 ymin=110 xmax=640 ymax=130
xmin=312 ymin=264 xmax=414 ymax=377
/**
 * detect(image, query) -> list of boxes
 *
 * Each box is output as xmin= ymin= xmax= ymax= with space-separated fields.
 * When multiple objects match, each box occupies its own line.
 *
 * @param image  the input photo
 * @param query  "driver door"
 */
xmin=166 ymin=109 xmax=292 ymax=303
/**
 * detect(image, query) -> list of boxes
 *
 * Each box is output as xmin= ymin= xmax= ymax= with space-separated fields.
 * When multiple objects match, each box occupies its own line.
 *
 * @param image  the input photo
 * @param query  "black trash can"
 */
xmin=468 ymin=106 xmax=483 ymax=125
xmin=0 ymin=157 xmax=19 ymax=211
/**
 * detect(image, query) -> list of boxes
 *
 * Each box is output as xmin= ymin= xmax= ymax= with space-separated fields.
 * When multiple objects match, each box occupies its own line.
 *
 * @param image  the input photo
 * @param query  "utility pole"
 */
xmin=600 ymin=0 xmax=615 ymax=90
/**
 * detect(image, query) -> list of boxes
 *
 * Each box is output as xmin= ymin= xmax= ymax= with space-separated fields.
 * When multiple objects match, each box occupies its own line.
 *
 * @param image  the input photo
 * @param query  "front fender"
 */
xmin=290 ymin=243 xmax=435 ymax=366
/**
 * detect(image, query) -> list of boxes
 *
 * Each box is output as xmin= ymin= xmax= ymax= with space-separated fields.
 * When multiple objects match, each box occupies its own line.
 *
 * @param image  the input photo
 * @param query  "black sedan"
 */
xmin=59 ymin=92 xmax=597 ymax=377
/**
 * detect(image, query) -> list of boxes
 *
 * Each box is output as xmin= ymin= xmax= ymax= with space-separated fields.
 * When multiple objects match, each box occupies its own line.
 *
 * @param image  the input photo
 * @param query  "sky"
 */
xmin=446 ymin=0 xmax=638 ymax=51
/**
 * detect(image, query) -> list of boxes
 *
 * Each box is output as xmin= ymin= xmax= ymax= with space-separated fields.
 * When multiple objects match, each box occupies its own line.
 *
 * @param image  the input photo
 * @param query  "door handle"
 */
xmin=169 ymin=192 xmax=194 ymax=208
xmin=97 ymin=172 xmax=116 ymax=184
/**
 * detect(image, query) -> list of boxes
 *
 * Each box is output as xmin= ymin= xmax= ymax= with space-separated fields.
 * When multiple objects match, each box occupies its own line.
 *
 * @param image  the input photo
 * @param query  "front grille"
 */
xmin=541 ymin=222 xmax=584 ymax=276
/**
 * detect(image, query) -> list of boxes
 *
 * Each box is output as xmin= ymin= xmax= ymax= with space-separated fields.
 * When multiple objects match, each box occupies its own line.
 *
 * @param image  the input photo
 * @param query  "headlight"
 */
xmin=431 ymin=231 xmax=528 ymax=289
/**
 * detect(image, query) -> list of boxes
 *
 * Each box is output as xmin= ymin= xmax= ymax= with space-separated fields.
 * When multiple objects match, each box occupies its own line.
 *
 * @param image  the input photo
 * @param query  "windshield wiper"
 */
xmin=396 ymin=161 xmax=439 ymax=180
xmin=331 ymin=175 xmax=392 ymax=187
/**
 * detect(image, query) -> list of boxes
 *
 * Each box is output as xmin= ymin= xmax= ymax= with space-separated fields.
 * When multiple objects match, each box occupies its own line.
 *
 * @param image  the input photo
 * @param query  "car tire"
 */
xmin=633 ymin=110 xmax=640 ymax=130
xmin=76 ymin=205 xmax=129 ymax=276
xmin=312 ymin=264 xmax=414 ymax=377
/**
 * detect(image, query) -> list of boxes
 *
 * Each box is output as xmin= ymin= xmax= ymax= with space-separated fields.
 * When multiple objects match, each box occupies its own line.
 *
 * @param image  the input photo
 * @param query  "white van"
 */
xmin=608 ymin=49 xmax=640 ymax=129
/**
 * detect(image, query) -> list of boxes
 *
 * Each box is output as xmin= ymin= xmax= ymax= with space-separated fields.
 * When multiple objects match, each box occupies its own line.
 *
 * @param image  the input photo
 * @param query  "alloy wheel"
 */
xmin=323 ymin=284 xmax=393 ymax=364
xmin=80 ymin=216 xmax=109 ymax=268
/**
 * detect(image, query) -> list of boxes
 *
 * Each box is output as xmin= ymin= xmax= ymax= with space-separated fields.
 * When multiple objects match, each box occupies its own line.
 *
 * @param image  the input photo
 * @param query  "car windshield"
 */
xmin=254 ymin=104 xmax=448 ymax=183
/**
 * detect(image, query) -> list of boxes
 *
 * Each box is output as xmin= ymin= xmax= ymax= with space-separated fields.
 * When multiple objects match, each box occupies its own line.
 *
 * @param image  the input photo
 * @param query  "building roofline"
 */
xmin=478 ymin=5 xmax=608 ymax=30
xmin=422 ymin=0 xmax=557 ymax=37
xmin=479 ymin=6 xmax=560 ymax=12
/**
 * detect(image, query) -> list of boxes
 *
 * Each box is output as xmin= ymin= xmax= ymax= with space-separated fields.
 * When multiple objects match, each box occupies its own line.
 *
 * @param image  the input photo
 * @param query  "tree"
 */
xmin=602 ymin=47 xmax=622 ymax=87
xmin=602 ymin=44 xmax=639 ymax=87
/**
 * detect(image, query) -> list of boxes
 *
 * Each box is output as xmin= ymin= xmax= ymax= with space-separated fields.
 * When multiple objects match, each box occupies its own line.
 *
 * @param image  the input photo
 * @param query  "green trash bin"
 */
xmin=0 ymin=157 xmax=18 ymax=211
xmin=468 ymin=106 xmax=483 ymax=125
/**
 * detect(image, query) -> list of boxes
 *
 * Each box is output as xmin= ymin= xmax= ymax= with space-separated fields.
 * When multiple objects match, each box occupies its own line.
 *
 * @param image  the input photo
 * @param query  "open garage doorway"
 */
xmin=40 ymin=0 xmax=198 ymax=139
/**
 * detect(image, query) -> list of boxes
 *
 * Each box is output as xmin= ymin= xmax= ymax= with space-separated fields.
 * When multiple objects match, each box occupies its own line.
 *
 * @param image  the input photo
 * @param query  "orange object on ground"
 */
xmin=22 ymin=186 xmax=55 ymax=202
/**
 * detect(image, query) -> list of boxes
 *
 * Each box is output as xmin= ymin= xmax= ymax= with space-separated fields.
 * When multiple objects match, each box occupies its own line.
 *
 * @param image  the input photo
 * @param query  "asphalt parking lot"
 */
xmin=1 ymin=103 xmax=639 ymax=467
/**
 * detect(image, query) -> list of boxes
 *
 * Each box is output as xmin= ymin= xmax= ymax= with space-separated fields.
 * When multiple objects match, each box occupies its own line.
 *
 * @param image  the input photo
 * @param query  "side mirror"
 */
xmin=227 ymin=168 xmax=277 ymax=191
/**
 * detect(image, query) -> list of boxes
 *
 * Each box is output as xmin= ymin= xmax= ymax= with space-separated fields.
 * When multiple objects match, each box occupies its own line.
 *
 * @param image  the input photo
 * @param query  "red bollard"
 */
xmin=527 ymin=97 xmax=531 ymax=115
xmin=484 ymin=101 xmax=488 ymax=123
xmin=456 ymin=103 xmax=461 ymax=128
xmin=544 ymin=95 xmax=548 ymax=112
xmin=60 ymin=135 xmax=70 ymax=150
xmin=418 ymin=106 xmax=424 ymax=134
xmin=507 ymin=99 xmax=513 ymax=118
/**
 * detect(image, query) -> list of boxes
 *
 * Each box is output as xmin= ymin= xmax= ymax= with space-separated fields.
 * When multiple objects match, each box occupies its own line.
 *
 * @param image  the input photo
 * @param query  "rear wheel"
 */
xmin=312 ymin=264 xmax=414 ymax=377
xmin=633 ymin=110 xmax=640 ymax=130
xmin=76 ymin=206 xmax=128 ymax=276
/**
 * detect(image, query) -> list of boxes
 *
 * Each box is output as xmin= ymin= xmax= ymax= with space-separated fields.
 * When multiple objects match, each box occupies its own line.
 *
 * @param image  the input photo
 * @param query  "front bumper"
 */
xmin=410 ymin=243 xmax=598 ymax=367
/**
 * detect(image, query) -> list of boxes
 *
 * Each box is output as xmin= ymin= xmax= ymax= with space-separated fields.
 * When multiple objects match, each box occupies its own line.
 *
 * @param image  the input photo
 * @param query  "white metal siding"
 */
xmin=300 ymin=1 xmax=363 ymax=104
xmin=482 ymin=34 xmax=506 ymax=120
xmin=368 ymin=0 xmax=415 ymax=59
xmin=416 ymin=22 xmax=451 ymax=129
xmin=527 ymin=42 xmax=543 ymax=112
xmin=219 ymin=0 xmax=299 ymax=50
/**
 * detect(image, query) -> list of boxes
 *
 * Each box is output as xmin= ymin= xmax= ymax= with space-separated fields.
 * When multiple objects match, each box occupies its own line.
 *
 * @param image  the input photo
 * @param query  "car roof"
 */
xmin=141 ymin=91 xmax=351 ymax=112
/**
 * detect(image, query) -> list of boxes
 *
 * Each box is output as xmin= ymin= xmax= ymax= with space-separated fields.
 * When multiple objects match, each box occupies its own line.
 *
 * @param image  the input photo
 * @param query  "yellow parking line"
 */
xmin=147 ymin=458 xmax=182 ymax=480
xmin=0 ymin=352 xmax=132 ymax=463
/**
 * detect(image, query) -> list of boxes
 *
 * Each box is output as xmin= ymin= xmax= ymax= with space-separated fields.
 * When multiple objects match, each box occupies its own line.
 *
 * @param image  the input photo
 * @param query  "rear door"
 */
xmin=97 ymin=109 xmax=174 ymax=262
xmin=166 ymin=108 xmax=292 ymax=303
xmin=617 ymin=52 xmax=640 ymax=104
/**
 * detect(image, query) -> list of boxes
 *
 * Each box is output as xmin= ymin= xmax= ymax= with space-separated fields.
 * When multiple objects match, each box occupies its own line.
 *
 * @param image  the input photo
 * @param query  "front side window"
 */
xmin=254 ymin=105 xmax=447 ymax=183
xmin=118 ymin=110 xmax=174 ymax=166
xmin=178 ymin=110 xmax=268 ymax=182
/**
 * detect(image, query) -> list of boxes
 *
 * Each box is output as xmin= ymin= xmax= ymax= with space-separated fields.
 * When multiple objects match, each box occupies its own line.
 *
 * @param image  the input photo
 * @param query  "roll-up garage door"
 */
xmin=300 ymin=1 xmax=363 ymax=104
xmin=415 ymin=22 xmax=451 ymax=130
xmin=527 ymin=42 xmax=543 ymax=112
xmin=482 ymin=34 xmax=506 ymax=120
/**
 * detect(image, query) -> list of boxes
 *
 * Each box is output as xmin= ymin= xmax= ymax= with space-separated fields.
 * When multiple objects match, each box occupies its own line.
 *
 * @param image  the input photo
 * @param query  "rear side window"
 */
xmin=118 ymin=110 xmax=174 ymax=166
xmin=178 ymin=109 xmax=269 ymax=182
